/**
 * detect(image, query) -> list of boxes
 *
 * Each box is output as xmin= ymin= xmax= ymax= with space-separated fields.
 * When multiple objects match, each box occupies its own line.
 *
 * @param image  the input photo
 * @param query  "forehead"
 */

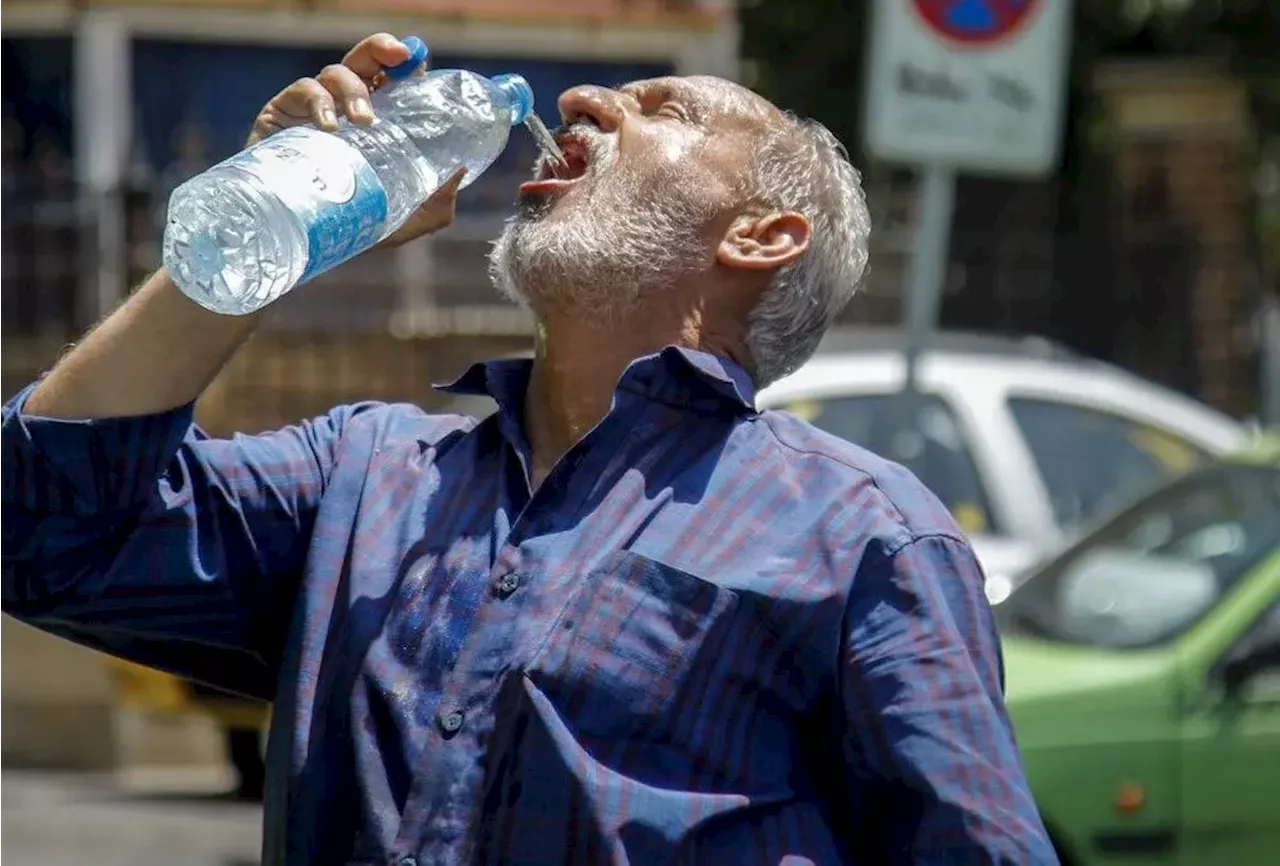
xmin=620 ymin=75 xmax=781 ymax=128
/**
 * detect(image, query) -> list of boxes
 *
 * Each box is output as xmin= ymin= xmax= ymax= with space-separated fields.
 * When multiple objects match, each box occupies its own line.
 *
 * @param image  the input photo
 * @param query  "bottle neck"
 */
xmin=492 ymin=74 xmax=533 ymax=126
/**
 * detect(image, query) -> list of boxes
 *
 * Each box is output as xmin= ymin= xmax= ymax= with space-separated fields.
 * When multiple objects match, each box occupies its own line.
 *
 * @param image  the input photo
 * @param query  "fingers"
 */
xmin=429 ymin=167 xmax=467 ymax=201
xmin=378 ymin=167 xmax=467 ymax=249
xmin=256 ymin=63 xmax=370 ymax=140
xmin=251 ymin=76 xmax=337 ymax=142
xmin=410 ymin=167 xmax=467 ymax=229
xmin=317 ymin=64 xmax=373 ymax=124
xmin=409 ymin=167 xmax=466 ymax=228
xmin=341 ymin=33 xmax=414 ymax=82
xmin=246 ymin=33 xmax=422 ymax=147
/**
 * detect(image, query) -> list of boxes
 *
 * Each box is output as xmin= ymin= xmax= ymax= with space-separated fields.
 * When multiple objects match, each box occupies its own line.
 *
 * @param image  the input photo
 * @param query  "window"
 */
xmin=1218 ymin=600 xmax=1280 ymax=688
xmin=781 ymin=394 xmax=998 ymax=535
xmin=999 ymin=464 xmax=1280 ymax=649
xmin=1008 ymin=397 xmax=1212 ymax=531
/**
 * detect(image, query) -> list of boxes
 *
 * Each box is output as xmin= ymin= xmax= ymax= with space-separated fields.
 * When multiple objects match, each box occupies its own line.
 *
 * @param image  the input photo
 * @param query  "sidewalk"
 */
xmin=1 ymin=769 xmax=262 ymax=866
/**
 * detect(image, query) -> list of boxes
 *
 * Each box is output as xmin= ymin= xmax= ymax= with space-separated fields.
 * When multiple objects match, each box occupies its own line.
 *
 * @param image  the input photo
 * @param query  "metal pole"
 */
xmin=894 ymin=162 xmax=957 ymax=460
xmin=902 ymin=162 xmax=957 ymax=398
xmin=73 ymin=9 xmax=130 ymax=322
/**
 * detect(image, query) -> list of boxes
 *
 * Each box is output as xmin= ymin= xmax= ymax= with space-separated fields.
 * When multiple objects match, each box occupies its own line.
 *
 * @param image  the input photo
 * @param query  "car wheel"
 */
xmin=1044 ymin=822 xmax=1078 ymax=866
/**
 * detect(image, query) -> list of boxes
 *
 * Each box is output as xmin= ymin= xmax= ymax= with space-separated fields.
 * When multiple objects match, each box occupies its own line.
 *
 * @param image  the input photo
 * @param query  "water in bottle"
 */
xmin=163 ymin=37 xmax=559 ymax=315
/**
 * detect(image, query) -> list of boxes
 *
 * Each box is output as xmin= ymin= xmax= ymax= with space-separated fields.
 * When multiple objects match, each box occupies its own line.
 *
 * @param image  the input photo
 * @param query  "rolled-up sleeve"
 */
xmin=839 ymin=533 xmax=1057 ymax=864
xmin=1 ymin=383 xmax=372 ymax=699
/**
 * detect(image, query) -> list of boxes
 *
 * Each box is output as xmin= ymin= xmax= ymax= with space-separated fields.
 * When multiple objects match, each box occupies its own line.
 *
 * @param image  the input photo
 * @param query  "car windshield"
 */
xmin=998 ymin=463 xmax=1280 ymax=649
xmin=777 ymin=393 xmax=1000 ymax=536
xmin=1006 ymin=397 xmax=1213 ymax=533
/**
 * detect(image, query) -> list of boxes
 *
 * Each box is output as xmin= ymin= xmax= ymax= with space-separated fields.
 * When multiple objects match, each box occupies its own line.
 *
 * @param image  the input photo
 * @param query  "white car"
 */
xmin=757 ymin=329 xmax=1249 ymax=599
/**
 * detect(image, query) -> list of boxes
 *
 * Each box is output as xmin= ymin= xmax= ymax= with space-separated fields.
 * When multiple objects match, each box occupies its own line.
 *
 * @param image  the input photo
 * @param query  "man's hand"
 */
xmin=245 ymin=31 xmax=466 ymax=250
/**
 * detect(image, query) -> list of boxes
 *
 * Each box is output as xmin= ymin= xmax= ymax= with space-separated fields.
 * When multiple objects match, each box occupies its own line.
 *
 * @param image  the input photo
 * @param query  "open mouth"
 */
xmin=519 ymin=132 xmax=591 ymax=195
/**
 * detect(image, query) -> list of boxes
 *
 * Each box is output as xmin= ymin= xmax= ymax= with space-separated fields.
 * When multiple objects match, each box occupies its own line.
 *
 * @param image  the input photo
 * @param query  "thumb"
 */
xmin=429 ymin=166 xmax=467 ymax=201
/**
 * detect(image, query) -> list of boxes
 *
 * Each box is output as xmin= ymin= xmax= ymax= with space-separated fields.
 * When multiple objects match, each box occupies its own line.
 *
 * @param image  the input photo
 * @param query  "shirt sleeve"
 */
xmin=1 ymin=383 xmax=377 ymax=700
xmin=839 ymin=533 xmax=1058 ymax=864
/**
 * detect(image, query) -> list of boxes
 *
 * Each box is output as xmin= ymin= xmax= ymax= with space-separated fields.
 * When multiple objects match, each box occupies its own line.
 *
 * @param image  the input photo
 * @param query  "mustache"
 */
xmin=552 ymin=120 xmax=605 ymax=150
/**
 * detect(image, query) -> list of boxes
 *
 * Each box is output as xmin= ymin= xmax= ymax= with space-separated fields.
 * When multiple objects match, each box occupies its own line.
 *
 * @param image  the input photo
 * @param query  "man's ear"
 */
xmin=716 ymin=211 xmax=810 ymax=272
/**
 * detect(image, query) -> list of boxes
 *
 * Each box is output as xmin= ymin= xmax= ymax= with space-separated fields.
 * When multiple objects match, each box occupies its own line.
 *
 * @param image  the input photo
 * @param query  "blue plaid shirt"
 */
xmin=3 ymin=347 xmax=1054 ymax=865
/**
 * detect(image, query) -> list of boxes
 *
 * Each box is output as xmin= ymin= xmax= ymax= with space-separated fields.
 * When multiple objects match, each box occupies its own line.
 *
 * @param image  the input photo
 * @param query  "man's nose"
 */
xmin=557 ymin=85 xmax=627 ymax=132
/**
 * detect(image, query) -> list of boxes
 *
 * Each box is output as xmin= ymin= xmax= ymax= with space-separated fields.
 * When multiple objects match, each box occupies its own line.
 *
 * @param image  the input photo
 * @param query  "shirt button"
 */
xmin=438 ymin=709 xmax=465 ymax=736
xmin=494 ymin=573 xmax=521 ymax=597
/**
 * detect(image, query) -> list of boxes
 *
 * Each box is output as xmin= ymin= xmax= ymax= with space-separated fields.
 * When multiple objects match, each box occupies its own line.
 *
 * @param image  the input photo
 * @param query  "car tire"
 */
xmin=225 ymin=725 xmax=266 ymax=801
xmin=1044 ymin=822 xmax=1078 ymax=866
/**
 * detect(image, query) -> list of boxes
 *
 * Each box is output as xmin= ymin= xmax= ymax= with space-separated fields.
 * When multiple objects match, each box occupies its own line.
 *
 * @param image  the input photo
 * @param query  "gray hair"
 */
xmin=743 ymin=116 xmax=871 ymax=388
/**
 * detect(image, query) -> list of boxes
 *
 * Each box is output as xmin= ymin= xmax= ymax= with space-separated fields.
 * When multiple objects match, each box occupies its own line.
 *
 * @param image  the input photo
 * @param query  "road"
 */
xmin=2 ymin=770 xmax=263 ymax=866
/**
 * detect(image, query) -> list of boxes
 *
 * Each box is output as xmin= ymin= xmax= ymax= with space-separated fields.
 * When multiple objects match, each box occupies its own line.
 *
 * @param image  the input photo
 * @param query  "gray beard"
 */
xmin=488 ymin=154 xmax=713 ymax=326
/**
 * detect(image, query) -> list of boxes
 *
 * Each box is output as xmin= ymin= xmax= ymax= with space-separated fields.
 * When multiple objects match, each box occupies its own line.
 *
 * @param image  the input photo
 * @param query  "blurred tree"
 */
xmin=738 ymin=0 xmax=1278 ymax=287
xmin=1077 ymin=0 xmax=1279 ymax=294
xmin=737 ymin=0 xmax=869 ymax=160
xmin=739 ymin=0 xmax=1275 ymax=151
xmin=740 ymin=0 xmax=1276 ymax=415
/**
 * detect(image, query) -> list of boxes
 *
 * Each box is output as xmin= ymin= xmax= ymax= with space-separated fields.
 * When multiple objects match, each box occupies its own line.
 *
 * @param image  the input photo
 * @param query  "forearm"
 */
xmin=25 ymin=268 xmax=262 ymax=419
xmin=843 ymin=534 xmax=1057 ymax=861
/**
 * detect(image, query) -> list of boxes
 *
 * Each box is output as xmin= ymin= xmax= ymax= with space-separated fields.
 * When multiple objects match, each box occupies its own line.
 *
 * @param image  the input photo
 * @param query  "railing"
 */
xmin=1 ymin=169 xmax=89 ymax=336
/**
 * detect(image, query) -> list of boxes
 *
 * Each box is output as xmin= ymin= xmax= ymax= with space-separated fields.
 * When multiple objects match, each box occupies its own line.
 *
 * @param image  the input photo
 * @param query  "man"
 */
xmin=2 ymin=34 xmax=1056 ymax=865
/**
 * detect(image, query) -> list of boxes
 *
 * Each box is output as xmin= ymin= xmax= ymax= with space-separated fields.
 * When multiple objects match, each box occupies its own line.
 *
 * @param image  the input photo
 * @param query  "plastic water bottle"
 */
xmin=163 ymin=37 xmax=541 ymax=315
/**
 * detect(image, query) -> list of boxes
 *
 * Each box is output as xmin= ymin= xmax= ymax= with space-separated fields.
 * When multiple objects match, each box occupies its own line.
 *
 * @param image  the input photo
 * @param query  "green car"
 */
xmin=996 ymin=436 xmax=1280 ymax=865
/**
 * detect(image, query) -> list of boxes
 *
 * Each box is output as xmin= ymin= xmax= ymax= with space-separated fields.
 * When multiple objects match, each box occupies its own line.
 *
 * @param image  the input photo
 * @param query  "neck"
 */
xmin=521 ymin=301 xmax=746 ymax=486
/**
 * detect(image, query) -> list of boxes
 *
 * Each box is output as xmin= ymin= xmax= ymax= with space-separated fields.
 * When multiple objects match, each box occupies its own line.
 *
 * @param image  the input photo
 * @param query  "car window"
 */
xmin=1007 ymin=397 xmax=1213 ymax=532
xmin=999 ymin=464 xmax=1280 ymax=649
xmin=780 ymin=394 xmax=999 ymax=535
xmin=1211 ymin=598 xmax=1280 ymax=700
xmin=1224 ymin=599 xmax=1280 ymax=667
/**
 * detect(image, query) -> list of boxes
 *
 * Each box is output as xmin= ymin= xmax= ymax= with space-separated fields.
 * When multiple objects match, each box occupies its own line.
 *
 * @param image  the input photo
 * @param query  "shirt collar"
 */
xmin=434 ymin=346 xmax=757 ymax=416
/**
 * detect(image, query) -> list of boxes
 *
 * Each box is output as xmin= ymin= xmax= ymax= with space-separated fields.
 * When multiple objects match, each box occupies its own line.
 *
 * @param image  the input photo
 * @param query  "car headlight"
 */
xmin=985 ymin=574 xmax=1014 ymax=606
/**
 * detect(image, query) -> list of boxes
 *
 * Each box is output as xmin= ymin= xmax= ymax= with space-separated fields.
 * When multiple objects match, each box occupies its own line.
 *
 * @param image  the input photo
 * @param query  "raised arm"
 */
xmin=839 ymin=533 xmax=1058 ymax=864
xmin=3 ymin=32 xmax=464 ymax=697
xmin=25 ymin=32 xmax=459 ymax=422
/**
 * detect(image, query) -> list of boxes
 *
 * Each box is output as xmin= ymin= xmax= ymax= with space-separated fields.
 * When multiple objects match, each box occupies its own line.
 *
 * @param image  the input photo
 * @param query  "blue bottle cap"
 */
xmin=492 ymin=73 xmax=534 ymax=126
xmin=384 ymin=36 xmax=428 ymax=81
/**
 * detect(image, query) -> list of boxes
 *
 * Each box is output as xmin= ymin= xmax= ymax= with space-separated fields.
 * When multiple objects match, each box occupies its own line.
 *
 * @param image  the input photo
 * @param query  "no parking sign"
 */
xmin=911 ymin=0 xmax=1041 ymax=45
xmin=863 ymin=0 xmax=1072 ymax=176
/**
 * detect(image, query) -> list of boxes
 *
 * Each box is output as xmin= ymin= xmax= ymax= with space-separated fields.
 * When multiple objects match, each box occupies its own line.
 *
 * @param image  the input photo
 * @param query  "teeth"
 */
xmin=531 ymin=136 xmax=588 ymax=182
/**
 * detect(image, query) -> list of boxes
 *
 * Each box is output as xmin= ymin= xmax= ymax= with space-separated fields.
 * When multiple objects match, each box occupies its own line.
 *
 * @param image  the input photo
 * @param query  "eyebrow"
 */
xmin=620 ymin=81 xmax=706 ymax=120
xmin=618 ymin=82 xmax=662 ymax=101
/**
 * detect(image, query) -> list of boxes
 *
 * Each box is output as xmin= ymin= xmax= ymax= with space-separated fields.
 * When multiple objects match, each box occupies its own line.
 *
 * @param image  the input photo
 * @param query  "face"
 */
xmin=489 ymin=75 xmax=784 ymax=322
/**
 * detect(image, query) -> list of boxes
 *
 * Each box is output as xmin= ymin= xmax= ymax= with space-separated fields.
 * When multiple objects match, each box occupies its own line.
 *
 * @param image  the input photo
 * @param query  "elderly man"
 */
xmin=2 ymin=34 xmax=1055 ymax=866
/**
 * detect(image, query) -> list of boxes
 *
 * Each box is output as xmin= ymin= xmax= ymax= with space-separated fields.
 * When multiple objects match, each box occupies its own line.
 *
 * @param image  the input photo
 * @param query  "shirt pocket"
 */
xmin=523 ymin=549 xmax=739 ymax=741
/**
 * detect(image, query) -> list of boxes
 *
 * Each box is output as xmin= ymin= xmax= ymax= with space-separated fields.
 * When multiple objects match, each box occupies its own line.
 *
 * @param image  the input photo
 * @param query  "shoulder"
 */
xmin=327 ymin=401 xmax=479 ymax=456
xmin=752 ymin=409 xmax=967 ymax=549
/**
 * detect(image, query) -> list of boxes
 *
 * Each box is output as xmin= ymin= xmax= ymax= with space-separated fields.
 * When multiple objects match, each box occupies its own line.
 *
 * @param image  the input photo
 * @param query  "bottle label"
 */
xmin=233 ymin=127 xmax=389 ymax=283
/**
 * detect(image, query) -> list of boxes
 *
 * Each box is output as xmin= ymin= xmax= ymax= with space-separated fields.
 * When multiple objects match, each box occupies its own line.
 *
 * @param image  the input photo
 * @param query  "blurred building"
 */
xmin=1 ymin=0 xmax=737 ymax=771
